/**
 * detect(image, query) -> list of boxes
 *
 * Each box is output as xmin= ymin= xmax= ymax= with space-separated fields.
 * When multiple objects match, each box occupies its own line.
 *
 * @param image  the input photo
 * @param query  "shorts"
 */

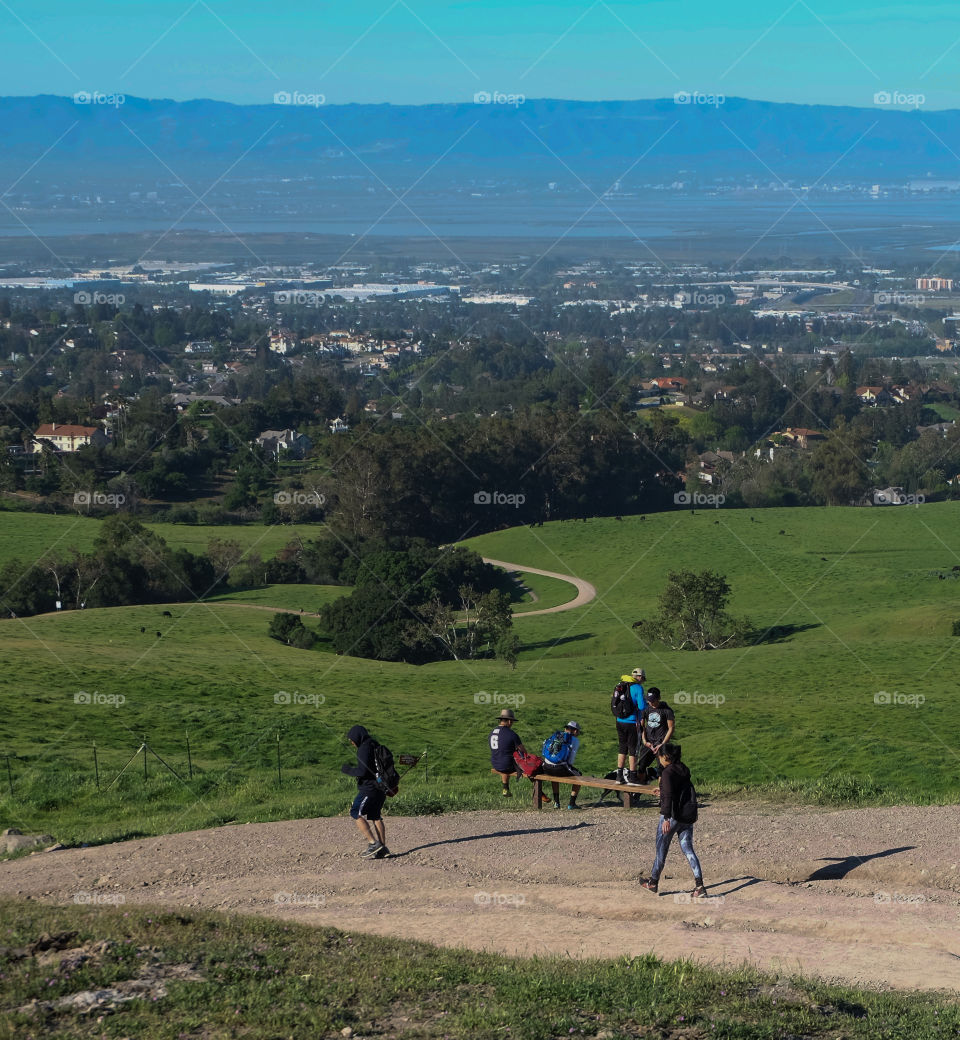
xmin=350 ymin=788 xmax=385 ymax=822
xmin=541 ymin=762 xmax=581 ymax=778
xmin=616 ymin=721 xmax=639 ymax=756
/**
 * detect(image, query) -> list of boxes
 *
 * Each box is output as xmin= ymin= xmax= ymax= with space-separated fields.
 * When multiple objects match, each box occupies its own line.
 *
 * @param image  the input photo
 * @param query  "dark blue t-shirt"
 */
xmin=489 ymin=725 xmax=521 ymax=771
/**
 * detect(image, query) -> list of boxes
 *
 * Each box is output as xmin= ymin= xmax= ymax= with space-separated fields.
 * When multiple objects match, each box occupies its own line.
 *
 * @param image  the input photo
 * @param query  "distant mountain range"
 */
xmin=2 ymin=94 xmax=958 ymax=187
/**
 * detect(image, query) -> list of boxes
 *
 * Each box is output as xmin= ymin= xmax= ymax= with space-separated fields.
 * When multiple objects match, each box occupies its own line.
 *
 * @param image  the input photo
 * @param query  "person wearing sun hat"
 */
xmin=489 ymin=707 xmax=526 ymax=797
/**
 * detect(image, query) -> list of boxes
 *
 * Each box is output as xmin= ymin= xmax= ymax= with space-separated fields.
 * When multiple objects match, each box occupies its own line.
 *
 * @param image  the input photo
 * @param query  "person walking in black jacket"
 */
xmin=639 ymin=743 xmax=705 ymax=898
xmin=341 ymin=724 xmax=389 ymax=859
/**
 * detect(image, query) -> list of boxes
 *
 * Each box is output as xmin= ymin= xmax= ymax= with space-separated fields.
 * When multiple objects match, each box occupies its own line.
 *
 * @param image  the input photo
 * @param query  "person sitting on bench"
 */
xmin=540 ymin=721 xmax=583 ymax=809
xmin=489 ymin=708 xmax=525 ymax=797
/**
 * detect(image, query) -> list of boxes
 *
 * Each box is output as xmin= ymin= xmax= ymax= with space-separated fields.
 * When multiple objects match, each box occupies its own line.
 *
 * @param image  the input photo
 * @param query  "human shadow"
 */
xmin=805 ymin=845 xmax=915 ymax=881
xmin=391 ymin=821 xmax=593 ymax=858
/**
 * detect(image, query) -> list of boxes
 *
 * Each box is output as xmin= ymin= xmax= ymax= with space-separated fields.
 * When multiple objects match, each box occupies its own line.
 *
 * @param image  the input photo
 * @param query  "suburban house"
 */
xmin=856 ymin=385 xmax=889 ymax=404
xmin=256 ymin=428 xmax=312 ymax=459
xmin=329 ymin=417 xmax=350 ymax=434
xmin=31 ymin=423 xmax=107 ymax=453
xmin=775 ymin=427 xmax=826 ymax=450
xmin=269 ymin=329 xmax=296 ymax=355
xmin=696 ymin=449 xmax=737 ymax=484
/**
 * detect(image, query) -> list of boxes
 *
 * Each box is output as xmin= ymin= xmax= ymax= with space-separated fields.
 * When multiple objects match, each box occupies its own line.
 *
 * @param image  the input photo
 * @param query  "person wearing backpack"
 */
xmin=612 ymin=668 xmax=646 ymax=784
xmin=341 ymin=724 xmax=390 ymax=859
xmin=639 ymin=743 xmax=706 ymax=898
xmin=540 ymin=721 xmax=583 ymax=810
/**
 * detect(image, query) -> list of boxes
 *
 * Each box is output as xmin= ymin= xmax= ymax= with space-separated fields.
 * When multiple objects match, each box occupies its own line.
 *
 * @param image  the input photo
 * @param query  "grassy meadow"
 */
xmin=1 ymin=503 xmax=960 ymax=848
xmin=4 ymin=901 xmax=957 ymax=1040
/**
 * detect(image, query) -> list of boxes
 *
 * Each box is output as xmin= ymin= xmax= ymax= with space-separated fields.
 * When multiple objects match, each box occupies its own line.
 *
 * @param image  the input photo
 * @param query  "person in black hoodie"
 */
xmin=341 ymin=725 xmax=389 ymax=859
xmin=639 ymin=743 xmax=705 ymax=898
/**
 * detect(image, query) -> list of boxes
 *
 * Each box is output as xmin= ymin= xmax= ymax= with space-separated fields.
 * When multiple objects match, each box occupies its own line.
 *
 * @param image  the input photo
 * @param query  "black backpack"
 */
xmin=373 ymin=741 xmax=401 ymax=797
xmin=675 ymin=777 xmax=699 ymax=824
xmin=611 ymin=681 xmax=635 ymax=720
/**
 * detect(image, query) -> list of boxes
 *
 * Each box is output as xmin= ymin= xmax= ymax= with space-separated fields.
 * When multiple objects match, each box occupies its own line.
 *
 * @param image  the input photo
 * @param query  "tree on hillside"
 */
xmin=633 ymin=569 xmax=752 ymax=651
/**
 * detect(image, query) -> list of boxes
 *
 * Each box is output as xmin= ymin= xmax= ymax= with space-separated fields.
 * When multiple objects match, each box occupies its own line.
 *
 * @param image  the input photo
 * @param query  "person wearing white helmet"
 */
xmin=540 ymin=720 xmax=583 ymax=809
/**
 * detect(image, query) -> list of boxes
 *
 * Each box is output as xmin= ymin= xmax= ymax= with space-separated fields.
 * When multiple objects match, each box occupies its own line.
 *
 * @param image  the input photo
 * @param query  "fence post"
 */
xmin=143 ymin=736 xmax=148 ymax=781
xmin=276 ymin=732 xmax=282 ymax=788
xmin=424 ymin=747 xmax=428 ymax=782
xmin=4 ymin=754 xmax=12 ymax=797
xmin=186 ymin=733 xmax=193 ymax=780
xmin=93 ymin=743 xmax=100 ymax=791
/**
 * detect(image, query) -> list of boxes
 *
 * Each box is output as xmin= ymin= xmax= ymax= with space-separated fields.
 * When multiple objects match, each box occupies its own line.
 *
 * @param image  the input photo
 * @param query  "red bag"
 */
xmin=513 ymin=748 xmax=543 ymax=778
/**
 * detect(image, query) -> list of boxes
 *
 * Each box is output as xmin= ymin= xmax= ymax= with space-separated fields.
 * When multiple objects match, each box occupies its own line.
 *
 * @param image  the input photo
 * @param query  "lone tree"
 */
xmin=633 ymin=569 xmax=752 ymax=651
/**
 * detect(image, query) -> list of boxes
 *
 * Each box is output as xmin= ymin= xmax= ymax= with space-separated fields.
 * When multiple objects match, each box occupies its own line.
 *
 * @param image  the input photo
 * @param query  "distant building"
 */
xmin=31 ymin=423 xmax=106 ymax=453
xmin=256 ymin=428 xmax=312 ymax=459
xmin=329 ymin=417 xmax=350 ymax=434
xmin=916 ymin=277 xmax=953 ymax=291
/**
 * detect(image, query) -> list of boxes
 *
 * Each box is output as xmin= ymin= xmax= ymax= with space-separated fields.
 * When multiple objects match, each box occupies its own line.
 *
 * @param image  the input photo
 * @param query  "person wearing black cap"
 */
xmin=341 ymin=724 xmax=389 ymax=859
xmin=540 ymin=720 xmax=583 ymax=809
xmin=489 ymin=708 xmax=526 ymax=797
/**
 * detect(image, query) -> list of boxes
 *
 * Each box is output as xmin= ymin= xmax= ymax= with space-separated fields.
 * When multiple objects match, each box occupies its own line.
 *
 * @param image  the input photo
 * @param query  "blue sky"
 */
xmin=2 ymin=0 xmax=959 ymax=108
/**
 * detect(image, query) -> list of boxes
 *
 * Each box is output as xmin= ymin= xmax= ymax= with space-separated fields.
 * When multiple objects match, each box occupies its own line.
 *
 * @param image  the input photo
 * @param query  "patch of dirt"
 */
xmin=2 ymin=802 xmax=959 ymax=992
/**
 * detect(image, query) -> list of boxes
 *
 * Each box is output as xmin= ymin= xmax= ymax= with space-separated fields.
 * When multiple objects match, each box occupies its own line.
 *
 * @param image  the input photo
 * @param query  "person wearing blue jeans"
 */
xmin=639 ymin=743 xmax=706 ymax=898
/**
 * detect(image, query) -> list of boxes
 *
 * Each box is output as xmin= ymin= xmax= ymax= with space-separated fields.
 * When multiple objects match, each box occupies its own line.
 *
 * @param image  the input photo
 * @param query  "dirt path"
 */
xmin=482 ymin=558 xmax=597 ymax=616
xmin=5 ymin=802 xmax=959 ymax=993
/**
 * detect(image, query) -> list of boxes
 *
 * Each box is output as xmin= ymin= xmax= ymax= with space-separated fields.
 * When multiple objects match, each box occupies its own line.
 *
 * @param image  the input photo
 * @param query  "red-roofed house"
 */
xmin=31 ymin=423 xmax=106 ymax=453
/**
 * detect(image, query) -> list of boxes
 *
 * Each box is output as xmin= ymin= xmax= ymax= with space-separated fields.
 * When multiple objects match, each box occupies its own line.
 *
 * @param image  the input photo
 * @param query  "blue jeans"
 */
xmin=651 ymin=815 xmax=702 ymax=881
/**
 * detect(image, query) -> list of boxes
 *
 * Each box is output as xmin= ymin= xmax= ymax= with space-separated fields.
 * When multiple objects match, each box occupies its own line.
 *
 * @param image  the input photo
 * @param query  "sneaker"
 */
xmin=565 ymin=802 xmax=581 ymax=810
xmin=639 ymin=878 xmax=659 ymax=893
xmin=552 ymin=801 xmax=562 ymax=810
xmin=626 ymin=770 xmax=640 ymax=784
xmin=501 ymin=786 xmax=512 ymax=797
xmin=374 ymin=845 xmax=391 ymax=859
xmin=692 ymin=883 xmax=707 ymax=899
xmin=540 ymin=792 xmax=552 ymax=804
xmin=360 ymin=841 xmax=383 ymax=858
xmin=615 ymin=767 xmax=626 ymax=785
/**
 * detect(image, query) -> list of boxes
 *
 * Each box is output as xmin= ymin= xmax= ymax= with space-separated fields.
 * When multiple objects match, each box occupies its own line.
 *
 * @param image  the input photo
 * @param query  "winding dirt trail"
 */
xmin=482 ymin=558 xmax=597 ymax=616
xmin=4 ymin=802 xmax=959 ymax=993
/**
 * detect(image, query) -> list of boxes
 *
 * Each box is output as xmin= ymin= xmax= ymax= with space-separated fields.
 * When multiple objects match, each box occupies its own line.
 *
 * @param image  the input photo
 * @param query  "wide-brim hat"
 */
xmin=497 ymin=708 xmax=517 ymax=721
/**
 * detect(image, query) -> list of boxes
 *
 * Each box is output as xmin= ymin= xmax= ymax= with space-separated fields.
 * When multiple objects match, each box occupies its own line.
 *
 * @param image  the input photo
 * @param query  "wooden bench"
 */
xmin=531 ymin=772 xmax=659 ymax=809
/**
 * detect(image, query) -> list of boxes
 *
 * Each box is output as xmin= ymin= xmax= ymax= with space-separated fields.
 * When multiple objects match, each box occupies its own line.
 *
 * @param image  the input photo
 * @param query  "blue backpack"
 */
xmin=541 ymin=730 xmax=573 ymax=765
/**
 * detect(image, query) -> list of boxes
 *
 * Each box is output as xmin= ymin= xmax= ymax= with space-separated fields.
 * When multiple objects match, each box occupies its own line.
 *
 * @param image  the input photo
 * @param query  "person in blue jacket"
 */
xmin=541 ymin=721 xmax=583 ymax=809
xmin=615 ymin=667 xmax=647 ymax=784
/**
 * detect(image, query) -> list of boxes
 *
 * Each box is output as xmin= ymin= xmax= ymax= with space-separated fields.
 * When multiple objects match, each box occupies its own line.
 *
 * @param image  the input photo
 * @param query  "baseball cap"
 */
xmin=565 ymin=720 xmax=582 ymax=732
